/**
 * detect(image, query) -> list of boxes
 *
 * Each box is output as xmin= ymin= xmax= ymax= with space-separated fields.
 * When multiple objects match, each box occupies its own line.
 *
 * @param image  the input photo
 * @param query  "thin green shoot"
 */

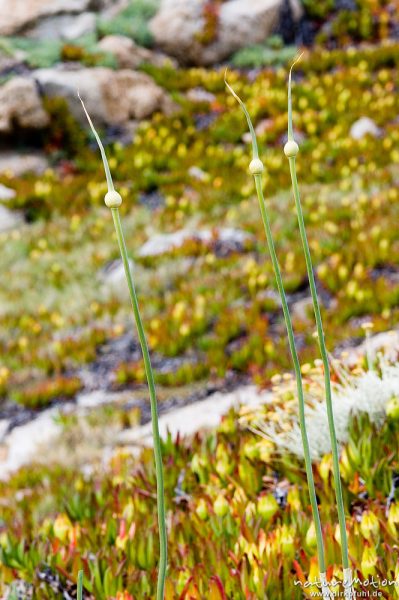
xmin=285 ymin=58 xmax=353 ymax=599
xmin=225 ymin=75 xmax=330 ymax=596
xmin=79 ymin=94 xmax=167 ymax=600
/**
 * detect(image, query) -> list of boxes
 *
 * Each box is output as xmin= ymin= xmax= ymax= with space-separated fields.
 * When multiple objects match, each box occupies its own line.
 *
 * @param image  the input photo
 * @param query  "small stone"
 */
xmin=188 ymin=166 xmax=209 ymax=181
xmin=187 ymin=88 xmax=217 ymax=103
xmin=0 ymin=205 xmax=23 ymax=232
xmin=350 ymin=117 xmax=381 ymax=140
xmin=0 ymin=183 xmax=16 ymax=201
xmin=0 ymin=77 xmax=49 ymax=134
xmin=0 ymin=152 xmax=49 ymax=176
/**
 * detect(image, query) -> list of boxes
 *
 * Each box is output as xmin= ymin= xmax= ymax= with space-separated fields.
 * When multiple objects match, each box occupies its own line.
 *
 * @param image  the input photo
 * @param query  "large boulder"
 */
xmin=150 ymin=0 xmax=302 ymax=65
xmin=33 ymin=66 xmax=177 ymax=127
xmin=0 ymin=78 xmax=49 ymax=133
xmin=0 ymin=0 xmax=92 ymax=35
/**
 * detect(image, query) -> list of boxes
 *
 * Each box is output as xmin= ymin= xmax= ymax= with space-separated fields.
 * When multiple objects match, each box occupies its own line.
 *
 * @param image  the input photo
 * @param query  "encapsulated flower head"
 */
xmin=249 ymin=158 xmax=264 ymax=175
xmin=105 ymin=190 xmax=123 ymax=208
xmin=284 ymin=140 xmax=299 ymax=158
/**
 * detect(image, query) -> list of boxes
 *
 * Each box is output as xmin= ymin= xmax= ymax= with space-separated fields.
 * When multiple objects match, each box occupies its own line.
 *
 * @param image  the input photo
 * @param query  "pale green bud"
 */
xmin=257 ymin=494 xmax=279 ymax=521
xmin=386 ymin=396 xmax=399 ymax=420
xmin=360 ymin=510 xmax=380 ymax=540
xmin=249 ymin=158 xmax=264 ymax=175
xmin=213 ymin=494 xmax=230 ymax=517
xmin=284 ymin=140 xmax=299 ymax=158
xmin=104 ymin=190 xmax=122 ymax=208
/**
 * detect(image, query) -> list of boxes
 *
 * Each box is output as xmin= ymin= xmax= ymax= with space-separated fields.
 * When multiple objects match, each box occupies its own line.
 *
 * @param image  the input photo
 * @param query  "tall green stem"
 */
xmin=79 ymin=95 xmax=167 ymax=600
xmin=285 ymin=60 xmax=351 ymax=592
xmin=225 ymin=77 xmax=327 ymax=581
xmin=111 ymin=208 xmax=167 ymax=599
xmin=288 ymin=158 xmax=349 ymax=570
xmin=254 ymin=174 xmax=326 ymax=574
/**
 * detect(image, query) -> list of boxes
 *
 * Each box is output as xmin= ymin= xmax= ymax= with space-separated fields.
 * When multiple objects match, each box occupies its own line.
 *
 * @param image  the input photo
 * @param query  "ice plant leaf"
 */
xmin=78 ymin=92 xmax=114 ymax=193
xmin=77 ymin=570 xmax=83 ymax=600
xmin=225 ymin=71 xmax=259 ymax=160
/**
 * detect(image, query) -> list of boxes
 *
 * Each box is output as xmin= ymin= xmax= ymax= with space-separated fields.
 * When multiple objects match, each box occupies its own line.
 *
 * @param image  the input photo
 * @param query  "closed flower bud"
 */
xmin=388 ymin=502 xmax=399 ymax=527
xmin=213 ymin=494 xmax=230 ymax=517
xmin=104 ymin=190 xmax=122 ymax=208
xmin=196 ymin=498 xmax=209 ymax=521
xmin=257 ymin=494 xmax=279 ymax=521
xmin=284 ymin=140 xmax=299 ymax=158
xmin=360 ymin=510 xmax=380 ymax=540
xmin=53 ymin=513 xmax=73 ymax=543
xmin=386 ymin=396 xmax=399 ymax=420
xmin=249 ymin=158 xmax=264 ymax=175
xmin=361 ymin=545 xmax=377 ymax=577
xmin=319 ymin=454 xmax=332 ymax=482
xmin=305 ymin=522 xmax=317 ymax=550
xmin=278 ymin=524 xmax=295 ymax=558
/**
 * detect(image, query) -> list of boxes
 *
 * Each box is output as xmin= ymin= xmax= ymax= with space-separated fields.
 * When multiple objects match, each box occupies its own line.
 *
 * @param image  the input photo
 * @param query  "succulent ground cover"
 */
xmin=0 ymin=7 xmax=398 ymax=597
xmin=1 ymin=354 xmax=399 ymax=598
xmin=0 ymin=43 xmax=398 ymax=411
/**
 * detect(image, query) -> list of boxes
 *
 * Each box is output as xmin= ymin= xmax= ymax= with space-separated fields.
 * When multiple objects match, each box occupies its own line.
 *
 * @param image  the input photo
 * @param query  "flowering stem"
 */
xmin=225 ymin=77 xmax=327 ymax=580
xmin=285 ymin=58 xmax=352 ymax=591
xmin=254 ymin=173 xmax=326 ymax=575
xmin=79 ymin=94 xmax=167 ymax=600
xmin=111 ymin=208 xmax=167 ymax=599
xmin=288 ymin=157 xmax=349 ymax=569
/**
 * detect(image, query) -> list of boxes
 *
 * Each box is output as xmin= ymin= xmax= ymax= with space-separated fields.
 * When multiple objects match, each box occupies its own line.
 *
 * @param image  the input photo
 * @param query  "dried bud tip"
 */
xmin=104 ymin=190 xmax=122 ymax=208
xmin=249 ymin=158 xmax=264 ymax=175
xmin=284 ymin=140 xmax=299 ymax=158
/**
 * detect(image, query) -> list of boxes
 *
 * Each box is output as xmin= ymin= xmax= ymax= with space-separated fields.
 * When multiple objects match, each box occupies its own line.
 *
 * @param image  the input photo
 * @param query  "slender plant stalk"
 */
xmin=225 ymin=77 xmax=330 ymax=596
xmin=77 ymin=570 xmax=83 ymax=600
xmin=79 ymin=95 xmax=167 ymax=600
xmin=285 ymin=59 xmax=353 ymax=598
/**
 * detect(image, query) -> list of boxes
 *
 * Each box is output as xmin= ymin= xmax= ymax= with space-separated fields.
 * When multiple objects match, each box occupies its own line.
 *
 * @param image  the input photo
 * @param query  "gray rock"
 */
xmin=350 ymin=117 xmax=381 ymax=140
xmin=0 ymin=152 xmax=49 ymax=176
xmin=0 ymin=77 xmax=49 ymax=133
xmin=0 ymin=183 xmax=16 ymax=201
xmin=0 ymin=0 xmax=91 ymax=35
xmin=34 ymin=66 xmax=177 ymax=126
xmin=101 ymin=258 xmax=134 ymax=290
xmin=138 ymin=227 xmax=252 ymax=257
xmin=150 ymin=0 xmax=302 ymax=65
xmin=0 ymin=205 xmax=23 ymax=232
xmin=188 ymin=166 xmax=210 ymax=181
xmin=187 ymin=87 xmax=217 ymax=103
xmin=117 ymin=385 xmax=265 ymax=447
xmin=26 ymin=11 xmax=96 ymax=40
